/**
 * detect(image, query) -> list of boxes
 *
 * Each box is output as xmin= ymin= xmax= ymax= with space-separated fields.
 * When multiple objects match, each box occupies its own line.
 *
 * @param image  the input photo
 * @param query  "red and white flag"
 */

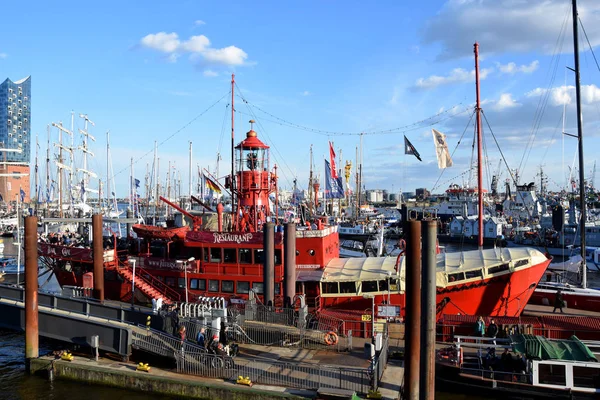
xmin=329 ymin=141 xmax=338 ymax=179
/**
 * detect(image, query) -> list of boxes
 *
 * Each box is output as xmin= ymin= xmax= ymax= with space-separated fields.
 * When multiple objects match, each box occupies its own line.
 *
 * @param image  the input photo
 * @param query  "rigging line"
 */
xmin=519 ymin=3 xmax=570 ymax=174
xmin=111 ymin=91 xmax=230 ymax=181
xmin=234 ymin=83 xmax=295 ymax=189
xmin=579 ymin=17 xmax=600 ymax=74
xmin=431 ymin=109 xmax=476 ymax=192
xmin=481 ymin=110 xmax=535 ymax=222
xmin=540 ymin=113 xmax=565 ymax=163
xmin=236 ymin=94 xmax=469 ymax=136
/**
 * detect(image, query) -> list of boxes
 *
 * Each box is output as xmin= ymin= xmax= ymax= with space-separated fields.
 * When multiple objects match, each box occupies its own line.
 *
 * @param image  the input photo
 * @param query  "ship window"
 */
xmin=223 ymin=248 xmax=236 ymax=263
xmin=362 ymin=280 xmax=378 ymax=292
xmin=239 ymin=248 xmax=252 ymax=264
xmin=274 ymin=249 xmax=282 ymax=265
xmin=322 ymin=282 xmax=339 ymax=294
xmin=189 ymin=279 xmax=206 ymax=291
xmin=390 ymin=279 xmax=400 ymax=291
xmin=222 ymin=280 xmax=234 ymax=293
xmin=538 ymin=363 xmax=566 ymax=386
xmin=379 ymin=280 xmax=389 ymax=292
xmin=573 ymin=366 xmax=600 ymax=389
xmin=252 ymin=282 xmax=264 ymax=294
xmin=210 ymin=248 xmax=222 ymax=262
xmin=178 ymin=277 xmax=185 ymax=289
xmin=237 ymin=281 xmax=250 ymax=294
xmin=165 ymin=277 xmax=176 ymax=287
xmin=208 ymin=280 xmax=219 ymax=292
xmin=253 ymin=249 xmax=264 ymax=264
xmin=514 ymin=259 xmax=528 ymax=268
xmin=488 ymin=263 xmax=509 ymax=275
xmin=448 ymin=272 xmax=465 ymax=282
xmin=340 ymin=281 xmax=356 ymax=294
xmin=275 ymin=283 xmax=280 ymax=295
xmin=465 ymin=270 xmax=482 ymax=280
xmin=203 ymin=248 xmax=208 ymax=262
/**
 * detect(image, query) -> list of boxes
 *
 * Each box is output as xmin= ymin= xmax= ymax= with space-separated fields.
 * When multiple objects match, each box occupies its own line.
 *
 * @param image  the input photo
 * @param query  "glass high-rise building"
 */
xmin=0 ymin=76 xmax=31 ymax=163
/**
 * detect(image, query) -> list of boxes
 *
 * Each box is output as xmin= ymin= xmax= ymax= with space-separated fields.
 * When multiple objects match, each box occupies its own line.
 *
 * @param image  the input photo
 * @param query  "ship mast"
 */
xmin=308 ymin=144 xmax=314 ymax=215
xmin=474 ymin=43 xmax=484 ymax=249
xmin=34 ymin=134 xmax=39 ymax=210
xmin=572 ymin=0 xmax=587 ymax=288
xmin=78 ymin=113 xmax=97 ymax=206
xmin=231 ymin=73 xmax=236 ymax=230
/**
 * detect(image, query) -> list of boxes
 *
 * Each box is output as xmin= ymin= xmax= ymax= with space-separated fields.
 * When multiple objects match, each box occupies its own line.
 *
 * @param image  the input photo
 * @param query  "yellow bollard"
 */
xmin=61 ymin=352 xmax=74 ymax=361
xmin=136 ymin=362 xmax=151 ymax=372
xmin=367 ymin=390 xmax=382 ymax=399
xmin=236 ymin=376 xmax=252 ymax=386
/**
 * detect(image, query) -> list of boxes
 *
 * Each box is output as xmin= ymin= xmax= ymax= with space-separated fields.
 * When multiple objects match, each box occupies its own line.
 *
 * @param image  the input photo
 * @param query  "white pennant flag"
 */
xmin=432 ymin=129 xmax=453 ymax=169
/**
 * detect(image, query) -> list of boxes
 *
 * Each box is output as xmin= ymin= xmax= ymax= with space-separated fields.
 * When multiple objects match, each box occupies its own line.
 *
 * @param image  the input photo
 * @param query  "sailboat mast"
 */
xmin=309 ymin=145 xmax=314 ymax=215
xmin=46 ymin=125 xmax=50 ymax=206
xmin=231 ymin=74 xmax=236 ymax=230
xmin=474 ymin=43 xmax=484 ymax=249
xmin=189 ymin=141 xmax=193 ymax=197
xmin=572 ymin=0 xmax=587 ymax=288
xmin=58 ymin=123 xmax=63 ymax=218
xmin=107 ymin=131 xmax=110 ymax=210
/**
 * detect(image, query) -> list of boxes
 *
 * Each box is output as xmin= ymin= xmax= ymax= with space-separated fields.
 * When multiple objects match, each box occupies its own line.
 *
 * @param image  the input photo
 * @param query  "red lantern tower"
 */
xmin=234 ymin=120 xmax=276 ymax=232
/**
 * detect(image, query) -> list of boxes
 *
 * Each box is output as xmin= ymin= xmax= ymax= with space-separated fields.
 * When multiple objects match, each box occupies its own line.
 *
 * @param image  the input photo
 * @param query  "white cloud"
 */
xmin=423 ymin=0 xmax=600 ymax=59
xmin=526 ymin=84 xmax=600 ymax=106
xmin=414 ymin=67 xmax=493 ymax=90
xmin=202 ymin=46 xmax=247 ymax=66
xmin=203 ymin=69 xmax=218 ymax=77
xmin=181 ymin=35 xmax=210 ymax=53
xmin=497 ymin=60 xmax=539 ymax=74
xmin=139 ymin=32 xmax=249 ymax=67
xmin=492 ymin=93 xmax=521 ymax=111
xmin=140 ymin=32 xmax=180 ymax=53
xmin=301 ymin=90 xmax=311 ymax=96
xmin=0 ymin=53 xmax=7 ymax=59
xmin=194 ymin=20 xmax=206 ymax=26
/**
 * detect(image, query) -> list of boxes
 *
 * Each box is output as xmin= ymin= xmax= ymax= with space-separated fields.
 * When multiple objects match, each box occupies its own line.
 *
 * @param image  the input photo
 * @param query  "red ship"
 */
xmin=40 ymin=75 xmax=551 ymax=321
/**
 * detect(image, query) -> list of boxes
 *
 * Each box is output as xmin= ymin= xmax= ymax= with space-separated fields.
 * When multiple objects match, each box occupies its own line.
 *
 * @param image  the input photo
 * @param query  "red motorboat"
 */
xmin=131 ymin=224 xmax=188 ymax=240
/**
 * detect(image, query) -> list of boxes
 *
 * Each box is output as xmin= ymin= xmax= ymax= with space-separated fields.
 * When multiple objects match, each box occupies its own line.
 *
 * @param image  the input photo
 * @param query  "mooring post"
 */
xmin=404 ymin=220 xmax=421 ymax=400
xmin=263 ymin=222 xmax=275 ymax=308
xmin=25 ymin=216 xmax=39 ymax=372
xmin=92 ymin=213 xmax=104 ymax=301
xmin=419 ymin=220 xmax=437 ymax=399
xmin=283 ymin=222 xmax=297 ymax=308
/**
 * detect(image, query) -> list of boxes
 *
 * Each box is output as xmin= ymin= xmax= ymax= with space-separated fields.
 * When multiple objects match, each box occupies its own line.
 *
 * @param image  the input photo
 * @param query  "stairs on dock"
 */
xmin=117 ymin=267 xmax=180 ymax=304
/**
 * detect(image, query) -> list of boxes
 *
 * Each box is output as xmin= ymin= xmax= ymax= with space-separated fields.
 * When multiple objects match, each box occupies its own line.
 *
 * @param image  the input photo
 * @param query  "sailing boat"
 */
xmin=528 ymin=0 xmax=600 ymax=311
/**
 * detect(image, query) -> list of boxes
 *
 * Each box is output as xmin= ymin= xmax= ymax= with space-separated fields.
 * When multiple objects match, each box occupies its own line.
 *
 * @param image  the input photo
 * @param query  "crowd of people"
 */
xmin=39 ymin=231 xmax=89 ymax=247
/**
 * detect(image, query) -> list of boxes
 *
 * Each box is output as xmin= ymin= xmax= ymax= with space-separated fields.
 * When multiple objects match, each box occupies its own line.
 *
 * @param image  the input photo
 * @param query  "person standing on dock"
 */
xmin=487 ymin=319 xmax=498 ymax=345
xmin=475 ymin=316 xmax=485 ymax=337
xmin=553 ymin=290 xmax=565 ymax=313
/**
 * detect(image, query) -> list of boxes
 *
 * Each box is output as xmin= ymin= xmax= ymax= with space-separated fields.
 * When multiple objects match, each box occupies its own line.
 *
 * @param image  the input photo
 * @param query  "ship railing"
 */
xmin=460 ymin=366 xmax=531 ymax=384
xmin=242 ymin=304 xmax=298 ymax=327
xmin=133 ymin=266 xmax=181 ymax=302
xmin=175 ymin=349 xmax=370 ymax=394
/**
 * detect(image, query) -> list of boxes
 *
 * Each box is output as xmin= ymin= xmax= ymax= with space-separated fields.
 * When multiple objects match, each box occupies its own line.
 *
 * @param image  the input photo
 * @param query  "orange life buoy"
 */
xmin=324 ymin=331 xmax=338 ymax=346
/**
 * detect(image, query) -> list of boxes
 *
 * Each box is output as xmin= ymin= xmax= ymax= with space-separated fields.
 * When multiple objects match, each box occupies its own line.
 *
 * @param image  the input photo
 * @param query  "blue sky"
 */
xmin=2 ymin=0 xmax=600 ymax=197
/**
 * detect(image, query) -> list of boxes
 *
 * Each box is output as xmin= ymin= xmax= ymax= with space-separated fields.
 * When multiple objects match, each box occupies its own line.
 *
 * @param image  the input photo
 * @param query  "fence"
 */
xmin=175 ymin=350 xmax=371 ymax=394
xmin=131 ymin=325 xmax=206 ymax=358
xmin=372 ymin=335 xmax=389 ymax=390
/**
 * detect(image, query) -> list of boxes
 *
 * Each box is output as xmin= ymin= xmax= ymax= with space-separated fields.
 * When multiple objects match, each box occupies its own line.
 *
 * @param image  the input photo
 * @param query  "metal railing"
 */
xmin=62 ymin=285 xmax=93 ymax=298
xmin=175 ymin=350 xmax=370 ymax=394
xmin=133 ymin=266 xmax=181 ymax=302
xmin=131 ymin=325 xmax=206 ymax=358
xmin=460 ymin=367 xmax=530 ymax=383
xmin=372 ymin=335 xmax=390 ymax=390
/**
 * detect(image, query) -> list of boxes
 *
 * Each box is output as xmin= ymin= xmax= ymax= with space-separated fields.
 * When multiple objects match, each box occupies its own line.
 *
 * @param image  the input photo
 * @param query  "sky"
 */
xmin=2 ymin=0 xmax=600 ymax=198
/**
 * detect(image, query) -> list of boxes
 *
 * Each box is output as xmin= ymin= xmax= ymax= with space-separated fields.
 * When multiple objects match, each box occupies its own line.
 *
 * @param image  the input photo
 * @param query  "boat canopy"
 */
xmin=511 ymin=334 xmax=597 ymax=362
xmin=296 ymin=256 xmax=403 ymax=287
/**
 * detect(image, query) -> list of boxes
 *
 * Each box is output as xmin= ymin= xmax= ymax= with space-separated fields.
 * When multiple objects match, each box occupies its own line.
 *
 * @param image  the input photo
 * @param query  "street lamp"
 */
xmin=363 ymin=293 xmax=375 ymax=338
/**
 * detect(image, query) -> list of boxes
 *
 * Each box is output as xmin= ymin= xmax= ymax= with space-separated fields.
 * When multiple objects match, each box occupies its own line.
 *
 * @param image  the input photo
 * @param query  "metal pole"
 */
xmin=404 ymin=219 xmax=421 ymax=400
xmin=371 ymin=296 xmax=375 ymax=338
xmin=92 ymin=213 xmax=104 ymax=301
xmin=263 ymin=222 xmax=275 ymax=307
xmin=25 ymin=216 xmax=39 ymax=371
xmin=131 ymin=259 xmax=136 ymax=308
xmin=572 ymin=0 xmax=587 ymax=288
xmin=420 ymin=220 xmax=437 ymax=400
xmin=185 ymin=262 xmax=189 ymax=303
xmin=283 ymin=222 xmax=297 ymax=308
xmin=474 ymin=43 xmax=484 ymax=250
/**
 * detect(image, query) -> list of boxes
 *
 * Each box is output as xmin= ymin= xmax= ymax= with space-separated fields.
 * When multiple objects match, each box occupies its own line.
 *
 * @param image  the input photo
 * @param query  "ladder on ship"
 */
xmin=116 ymin=266 xmax=181 ymax=304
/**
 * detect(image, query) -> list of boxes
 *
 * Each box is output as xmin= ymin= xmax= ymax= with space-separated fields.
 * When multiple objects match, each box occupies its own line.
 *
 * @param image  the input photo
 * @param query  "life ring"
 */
xmin=398 ymin=239 xmax=406 ymax=251
xmin=324 ymin=331 xmax=338 ymax=346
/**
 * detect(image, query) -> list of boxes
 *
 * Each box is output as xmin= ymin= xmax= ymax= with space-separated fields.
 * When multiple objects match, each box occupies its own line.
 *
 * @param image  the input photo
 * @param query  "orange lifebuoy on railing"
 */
xmin=398 ymin=239 xmax=406 ymax=251
xmin=324 ymin=331 xmax=338 ymax=346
